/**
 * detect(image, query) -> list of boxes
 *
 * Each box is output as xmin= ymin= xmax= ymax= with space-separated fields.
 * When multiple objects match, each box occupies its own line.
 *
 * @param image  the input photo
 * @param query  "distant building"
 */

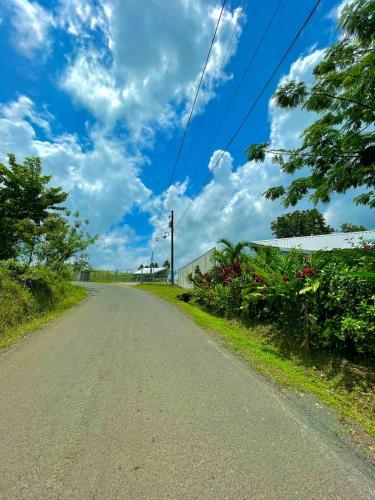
xmin=177 ymin=230 xmax=374 ymax=287
xmin=133 ymin=267 xmax=168 ymax=282
xmin=249 ymin=230 xmax=375 ymax=254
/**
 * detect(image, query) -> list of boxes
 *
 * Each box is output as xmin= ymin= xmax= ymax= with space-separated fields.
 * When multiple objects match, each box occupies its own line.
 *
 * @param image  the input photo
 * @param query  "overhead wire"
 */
xmin=184 ymin=2 xmax=243 ymax=164
xmin=175 ymin=0 xmax=322 ymax=227
xmin=166 ymin=0 xmax=227 ymax=189
xmin=188 ymin=0 xmax=284 ymax=187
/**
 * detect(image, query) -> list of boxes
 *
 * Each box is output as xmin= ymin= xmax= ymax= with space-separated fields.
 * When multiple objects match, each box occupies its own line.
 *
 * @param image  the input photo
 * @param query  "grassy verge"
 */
xmin=137 ymin=283 xmax=375 ymax=440
xmin=0 ymin=284 xmax=86 ymax=350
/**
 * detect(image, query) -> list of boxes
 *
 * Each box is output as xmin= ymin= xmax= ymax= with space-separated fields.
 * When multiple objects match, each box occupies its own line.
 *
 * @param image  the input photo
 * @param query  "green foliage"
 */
xmin=340 ymin=222 xmax=367 ymax=232
xmin=32 ymin=210 xmax=97 ymax=269
xmin=0 ymin=265 xmax=34 ymax=333
xmin=188 ymin=239 xmax=375 ymax=358
xmin=247 ymin=0 xmax=375 ymax=208
xmin=0 ymin=154 xmax=96 ymax=266
xmin=0 ymin=154 xmax=67 ymax=260
xmin=212 ymin=238 xmax=249 ymax=267
xmin=0 ymin=262 xmax=83 ymax=340
xmin=271 ymin=209 xmax=334 ymax=238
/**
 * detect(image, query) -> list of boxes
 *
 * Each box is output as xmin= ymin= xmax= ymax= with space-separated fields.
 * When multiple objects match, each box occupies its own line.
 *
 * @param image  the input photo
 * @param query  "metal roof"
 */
xmin=134 ymin=267 xmax=167 ymax=275
xmin=250 ymin=230 xmax=375 ymax=252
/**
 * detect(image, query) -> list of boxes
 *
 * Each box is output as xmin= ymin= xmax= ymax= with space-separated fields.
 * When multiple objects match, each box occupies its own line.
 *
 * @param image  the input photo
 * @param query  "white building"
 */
xmin=177 ymin=230 xmax=374 ymax=288
xmin=250 ymin=230 xmax=375 ymax=253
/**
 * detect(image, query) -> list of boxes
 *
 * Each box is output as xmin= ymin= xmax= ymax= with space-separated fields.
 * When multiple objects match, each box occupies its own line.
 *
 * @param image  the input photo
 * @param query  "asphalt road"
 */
xmin=0 ymin=283 xmax=374 ymax=499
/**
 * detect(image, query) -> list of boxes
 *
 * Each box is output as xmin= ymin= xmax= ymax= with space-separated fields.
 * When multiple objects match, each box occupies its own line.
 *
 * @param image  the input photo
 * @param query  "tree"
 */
xmin=246 ymin=0 xmax=375 ymax=208
xmin=271 ymin=209 xmax=334 ymax=238
xmin=340 ymin=223 xmax=367 ymax=232
xmin=163 ymin=259 xmax=170 ymax=269
xmin=0 ymin=154 xmax=67 ymax=259
xmin=0 ymin=154 xmax=96 ymax=266
xmin=33 ymin=210 xmax=97 ymax=268
xmin=138 ymin=264 xmax=144 ymax=270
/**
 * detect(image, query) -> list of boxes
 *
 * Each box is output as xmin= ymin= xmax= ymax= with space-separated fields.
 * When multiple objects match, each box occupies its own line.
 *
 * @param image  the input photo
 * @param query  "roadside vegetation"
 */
xmin=146 ymin=0 xmax=373 ymax=440
xmin=189 ymin=241 xmax=374 ymax=359
xmin=0 ymin=154 xmax=95 ymax=348
xmin=138 ymin=280 xmax=374 ymax=440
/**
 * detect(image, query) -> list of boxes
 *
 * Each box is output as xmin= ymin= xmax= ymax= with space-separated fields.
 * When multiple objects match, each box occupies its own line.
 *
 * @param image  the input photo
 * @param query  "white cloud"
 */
xmin=328 ymin=0 xmax=353 ymax=22
xmin=269 ymin=49 xmax=325 ymax=149
xmin=56 ymin=0 xmax=109 ymax=37
xmin=0 ymin=95 xmax=151 ymax=267
xmin=0 ymin=95 xmax=52 ymax=133
xmin=90 ymin=228 xmax=151 ymax=270
xmin=8 ymin=0 xmax=55 ymax=57
xmin=152 ymin=49 xmax=374 ymax=269
xmin=60 ymin=0 xmax=243 ymax=136
xmin=1 ymin=2 xmax=373 ymax=271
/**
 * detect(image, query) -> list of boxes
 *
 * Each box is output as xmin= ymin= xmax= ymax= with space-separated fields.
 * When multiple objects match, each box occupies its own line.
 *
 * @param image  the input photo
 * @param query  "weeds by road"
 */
xmin=0 ymin=284 xmax=86 ymax=350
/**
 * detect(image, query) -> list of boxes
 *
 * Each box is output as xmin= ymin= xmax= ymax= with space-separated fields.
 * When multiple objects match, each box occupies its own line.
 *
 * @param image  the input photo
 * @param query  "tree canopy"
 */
xmin=0 ymin=154 xmax=67 ymax=259
xmin=0 ymin=154 xmax=96 ymax=266
xmin=246 ymin=0 xmax=375 ymax=208
xmin=340 ymin=223 xmax=367 ymax=233
xmin=270 ymin=209 xmax=333 ymax=238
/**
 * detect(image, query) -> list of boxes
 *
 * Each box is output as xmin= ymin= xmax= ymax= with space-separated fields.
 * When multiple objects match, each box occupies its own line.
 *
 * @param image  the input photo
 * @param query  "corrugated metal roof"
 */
xmin=134 ymin=267 xmax=166 ymax=275
xmin=251 ymin=230 xmax=375 ymax=252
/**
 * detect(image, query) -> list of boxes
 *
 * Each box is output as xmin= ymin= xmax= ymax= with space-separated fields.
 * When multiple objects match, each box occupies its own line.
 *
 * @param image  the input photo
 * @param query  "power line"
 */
xmin=188 ymin=0 xmax=283 ymax=188
xmin=176 ymin=0 xmax=322 ymax=227
xmin=215 ymin=5 xmax=242 ymax=79
xmin=185 ymin=2 xmax=243 ymax=165
xmin=167 ymin=0 xmax=227 ymax=189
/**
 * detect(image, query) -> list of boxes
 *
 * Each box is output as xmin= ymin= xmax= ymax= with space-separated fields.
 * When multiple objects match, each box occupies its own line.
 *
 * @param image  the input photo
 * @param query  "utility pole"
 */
xmin=169 ymin=210 xmax=174 ymax=285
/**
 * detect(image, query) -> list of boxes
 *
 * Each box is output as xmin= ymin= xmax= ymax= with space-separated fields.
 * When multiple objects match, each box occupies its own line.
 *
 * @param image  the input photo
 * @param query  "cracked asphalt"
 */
xmin=0 ymin=283 xmax=374 ymax=499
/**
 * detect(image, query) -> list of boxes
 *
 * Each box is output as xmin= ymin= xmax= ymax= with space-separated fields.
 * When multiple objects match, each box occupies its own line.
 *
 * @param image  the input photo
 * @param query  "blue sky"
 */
xmin=0 ymin=0 xmax=373 ymax=269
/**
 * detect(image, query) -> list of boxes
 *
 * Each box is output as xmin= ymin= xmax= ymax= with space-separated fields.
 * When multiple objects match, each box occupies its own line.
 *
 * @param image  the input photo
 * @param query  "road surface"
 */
xmin=0 ymin=283 xmax=374 ymax=499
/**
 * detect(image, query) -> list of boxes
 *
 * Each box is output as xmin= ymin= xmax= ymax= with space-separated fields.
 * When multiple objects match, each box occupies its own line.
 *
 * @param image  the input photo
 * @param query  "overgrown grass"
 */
xmin=137 ymin=283 xmax=375 ymax=438
xmin=0 ymin=283 xmax=86 ymax=350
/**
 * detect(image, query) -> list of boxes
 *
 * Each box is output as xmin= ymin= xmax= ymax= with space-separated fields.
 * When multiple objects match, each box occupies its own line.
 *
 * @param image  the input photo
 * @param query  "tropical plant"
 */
xmin=188 ymin=239 xmax=375 ymax=357
xmin=213 ymin=238 xmax=250 ymax=267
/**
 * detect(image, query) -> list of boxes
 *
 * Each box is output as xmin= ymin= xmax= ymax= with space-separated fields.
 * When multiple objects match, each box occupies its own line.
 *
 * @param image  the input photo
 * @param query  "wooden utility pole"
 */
xmin=169 ymin=210 xmax=174 ymax=285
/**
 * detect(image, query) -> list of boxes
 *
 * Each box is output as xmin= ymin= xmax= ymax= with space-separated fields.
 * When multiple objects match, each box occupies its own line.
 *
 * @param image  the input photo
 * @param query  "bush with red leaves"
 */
xmin=252 ymin=273 xmax=265 ymax=283
xmin=296 ymin=267 xmax=316 ymax=279
xmin=218 ymin=261 xmax=242 ymax=283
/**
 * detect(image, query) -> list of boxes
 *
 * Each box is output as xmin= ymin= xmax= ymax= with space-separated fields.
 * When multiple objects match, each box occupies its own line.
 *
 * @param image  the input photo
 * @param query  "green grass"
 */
xmin=89 ymin=270 xmax=133 ymax=283
xmin=137 ymin=283 xmax=375 ymax=438
xmin=0 ymin=284 xmax=86 ymax=350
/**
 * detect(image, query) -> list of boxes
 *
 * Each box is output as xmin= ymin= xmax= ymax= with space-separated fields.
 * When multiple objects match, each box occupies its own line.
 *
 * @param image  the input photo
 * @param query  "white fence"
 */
xmin=177 ymin=247 xmax=215 ymax=288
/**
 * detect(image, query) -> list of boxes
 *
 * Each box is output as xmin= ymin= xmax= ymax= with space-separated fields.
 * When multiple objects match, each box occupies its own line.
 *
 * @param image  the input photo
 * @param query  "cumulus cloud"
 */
xmin=56 ymin=0 xmax=110 ymax=37
xmin=60 ymin=0 xmax=243 ymax=135
xmin=0 ymin=95 xmax=151 ymax=267
xmin=7 ymin=0 xmax=55 ymax=57
xmin=1 ymin=1 xmax=372 ymax=271
xmin=153 ymin=49 xmax=374 ymax=269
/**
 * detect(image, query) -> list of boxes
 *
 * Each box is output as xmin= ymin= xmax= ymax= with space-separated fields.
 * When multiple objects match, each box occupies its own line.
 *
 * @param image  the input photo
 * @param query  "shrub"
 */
xmin=0 ymin=266 xmax=35 ymax=334
xmin=188 ymin=244 xmax=375 ymax=358
xmin=0 ymin=261 xmax=79 ymax=339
